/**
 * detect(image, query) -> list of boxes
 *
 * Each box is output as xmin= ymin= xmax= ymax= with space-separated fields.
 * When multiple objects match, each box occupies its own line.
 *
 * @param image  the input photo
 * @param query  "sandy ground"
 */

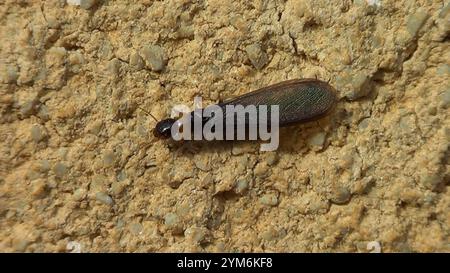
xmin=0 ymin=0 xmax=449 ymax=252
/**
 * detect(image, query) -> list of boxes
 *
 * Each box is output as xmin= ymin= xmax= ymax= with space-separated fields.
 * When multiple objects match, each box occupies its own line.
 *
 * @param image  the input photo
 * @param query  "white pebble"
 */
xmin=260 ymin=194 xmax=278 ymax=206
xmin=95 ymin=192 xmax=114 ymax=206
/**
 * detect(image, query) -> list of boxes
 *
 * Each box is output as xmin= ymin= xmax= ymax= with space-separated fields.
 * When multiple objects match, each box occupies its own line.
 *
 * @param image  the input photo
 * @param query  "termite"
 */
xmin=145 ymin=79 xmax=337 ymax=140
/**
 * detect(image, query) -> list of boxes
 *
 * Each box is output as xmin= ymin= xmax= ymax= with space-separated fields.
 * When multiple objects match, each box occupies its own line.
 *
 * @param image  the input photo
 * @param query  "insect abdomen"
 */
xmin=218 ymin=79 xmax=337 ymax=127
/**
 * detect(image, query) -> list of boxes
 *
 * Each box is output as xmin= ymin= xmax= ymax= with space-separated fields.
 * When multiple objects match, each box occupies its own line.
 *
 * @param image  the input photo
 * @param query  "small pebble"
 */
xmin=2 ymin=65 xmax=19 ymax=84
xmin=265 ymin=153 xmax=279 ymax=166
xmin=46 ymin=16 xmax=60 ymax=29
xmin=259 ymin=193 xmax=278 ymax=206
xmin=330 ymin=186 xmax=352 ymax=204
xmin=31 ymin=179 xmax=48 ymax=199
xmin=437 ymin=64 xmax=450 ymax=75
xmin=398 ymin=114 xmax=416 ymax=134
xmin=27 ymin=169 xmax=40 ymax=181
xmin=107 ymin=58 xmax=121 ymax=76
xmin=72 ymin=188 xmax=87 ymax=201
xmin=200 ymin=173 xmax=213 ymax=188
xmin=37 ymin=105 xmax=50 ymax=121
xmin=230 ymin=16 xmax=247 ymax=31
xmin=307 ymin=131 xmax=326 ymax=148
xmin=80 ymin=0 xmax=98 ymax=10
xmin=395 ymin=29 xmax=414 ymax=47
xmin=31 ymin=125 xmax=45 ymax=143
xmin=20 ymin=99 xmax=40 ymax=117
xmin=406 ymin=10 xmax=429 ymax=38
xmin=175 ymin=25 xmax=195 ymax=39
xmin=48 ymin=47 xmax=67 ymax=62
xmin=53 ymin=162 xmax=68 ymax=178
xmin=98 ymin=41 xmax=113 ymax=60
xmin=349 ymin=72 xmax=372 ymax=100
xmin=168 ymin=166 xmax=194 ymax=189
xmin=95 ymin=192 xmax=114 ymax=206
xmin=420 ymin=173 xmax=442 ymax=191
xmin=439 ymin=89 xmax=450 ymax=109
xmin=358 ymin=118 xmax=370 ymax=130
xmin=117 ymin=170 xmax=127 ymax=181
xmin=253 ymin=162 xmax=269 ymax=178
xmin=234 ymin=179 xmax=249 ymax=194
xmin=116 ymin=219 xmax=125 ymax=229
xmin=439 ymin=3 xmax=450 ymax=18
xmin=103 ymin=150 xmax=116 ymax=167
xmin=36 ymin=160 xmax=51 ymax=173
xmin=177 ymin=204 xmax=190 ymax=217
xmin=129 ymin=52 xmax=144 ymax=71
xmin=428 ymin=106 xmax=437 ymax=116
xmin=129 ymin=222 xmax=143 ymax=235
xmin=86 ymin=120 xmax=103 ymax=135
xmin=194 ymin=158 xmax=210 ymax=171
xmin=141 ymin=45 xmax=167 ymax=72
xmin=261 ymin=227 xmax=278 ymax=241
xmin=90 ymin=174 xmax=107 ymax=192
xmin=245 ymin=43 xmax=269 ymax=70
xmin=13 ymin=239 xmax=30 ymax=252
xmin=336 ymin=71 xmax=372 ymax=100
xmin=164 ymin=213 xmax=183 ymax=234
xmin=336 ymin=145 xmax=356 ymax=170
xmin=68 ymin=52 xmax=84 ymax=73
xmin=110 ymin=181 xmax=127 ymax=195
xmin=184 ymin=227 xmax=208 ymax=244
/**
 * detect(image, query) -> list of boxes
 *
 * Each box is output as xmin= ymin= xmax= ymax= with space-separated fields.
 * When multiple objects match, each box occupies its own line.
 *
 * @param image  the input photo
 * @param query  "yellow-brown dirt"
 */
xmin=0 ymin=0 xmax=449 ymax=252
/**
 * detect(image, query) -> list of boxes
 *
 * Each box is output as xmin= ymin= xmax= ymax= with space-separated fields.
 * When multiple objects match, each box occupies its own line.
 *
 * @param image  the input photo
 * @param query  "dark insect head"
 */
xmin=153 ymin=118 xmax=176 ymax=139
xmin=138 ymin=107 xmax=175 ymax=139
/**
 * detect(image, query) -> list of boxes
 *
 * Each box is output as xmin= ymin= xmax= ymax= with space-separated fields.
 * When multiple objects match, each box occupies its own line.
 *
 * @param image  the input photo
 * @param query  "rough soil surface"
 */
xmin=0 ymin=0 xmax=449 ymax=252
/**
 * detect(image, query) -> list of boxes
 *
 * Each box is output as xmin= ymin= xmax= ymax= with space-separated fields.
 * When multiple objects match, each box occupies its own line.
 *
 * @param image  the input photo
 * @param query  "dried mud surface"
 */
xmin=0 ymin=0 xmax=449 ymax=252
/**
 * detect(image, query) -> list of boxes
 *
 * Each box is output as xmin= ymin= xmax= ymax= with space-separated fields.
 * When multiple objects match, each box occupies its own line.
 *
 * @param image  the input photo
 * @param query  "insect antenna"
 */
xmin=138 ymin=107 xmax=158 ymax=122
